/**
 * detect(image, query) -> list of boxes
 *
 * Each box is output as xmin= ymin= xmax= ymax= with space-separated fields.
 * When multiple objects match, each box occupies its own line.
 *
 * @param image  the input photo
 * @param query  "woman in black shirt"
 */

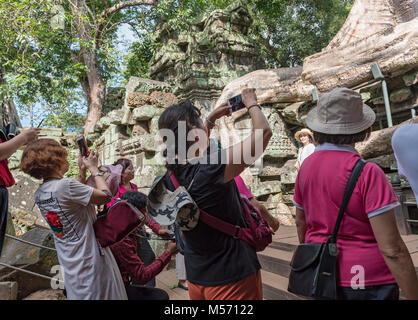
xmin=158 ymin=88 xmax=272 ymax=300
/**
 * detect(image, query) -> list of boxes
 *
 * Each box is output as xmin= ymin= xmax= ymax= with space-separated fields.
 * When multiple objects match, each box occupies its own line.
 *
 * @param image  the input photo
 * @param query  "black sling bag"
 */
xmin=287 ymin=159 xmax=366 ymax=299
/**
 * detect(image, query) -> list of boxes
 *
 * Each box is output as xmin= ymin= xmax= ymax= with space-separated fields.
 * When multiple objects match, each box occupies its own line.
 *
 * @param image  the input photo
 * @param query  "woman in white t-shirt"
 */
xmin=19 ymin=138 xmax=127 ymax=300
xmin=294 ymin=128 xmax=315 ymax=171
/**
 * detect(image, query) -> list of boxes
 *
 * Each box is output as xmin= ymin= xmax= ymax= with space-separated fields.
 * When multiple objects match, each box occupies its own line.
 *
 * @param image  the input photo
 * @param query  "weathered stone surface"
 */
xmin=132 ymin=105 xmax=162 ymax=121
xmin=149 ymin=91 xmax=178 ymax=108
xmin=302 ymin=0 xmax=418 ymax=92
xmin=0 ymin=281 xmax=18 ymax=300
xmin=275 ymin=202 xmax=295 ymax=226
xmin=279 ymin=102 xmax=307 ymax=125
xmin=8 ymin=175 xmax=48 ymax=230
xmin=131 ymin=122 xmax=149 ymax=136
xmin=23 ymin=289 xmax=66 ymax=300
xmin=367 ymin=154 xmax=398 ymax=171
xmin=103 ymin=87 xmax=125 ymax=116
xmin=357 ymin=116 xmax=418 ymax=159
xmin=402 ymin=69 xmax=418 ymax=86
xmin=264 ymin=112 xmax=298 ymax=160
xmin=253 ymin=181 xmax=282 ymax=198
xmin=390 ymin=87 xmax=413 ymax=103
xmin=215 ymin=68 xmax=313 ymax=109
xmin=128 ymin=92 xmax=154 ymax=108
xmin=150 ymin=2 xmax=265 ymax=111
xmin=0 ymin=227 xmax=58 ymax=299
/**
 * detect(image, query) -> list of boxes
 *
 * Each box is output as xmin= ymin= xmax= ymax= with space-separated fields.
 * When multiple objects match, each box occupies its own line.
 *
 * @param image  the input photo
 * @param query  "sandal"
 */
xmin=177 ymin=282 xmax=188 ymax=291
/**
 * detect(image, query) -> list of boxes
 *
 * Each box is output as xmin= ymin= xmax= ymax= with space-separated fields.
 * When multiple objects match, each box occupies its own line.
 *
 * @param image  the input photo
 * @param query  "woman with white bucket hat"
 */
xmin=294 ymin=128 xmax=315 ymax=171
xmin=292 ymin=87 xmax=418 ymax=300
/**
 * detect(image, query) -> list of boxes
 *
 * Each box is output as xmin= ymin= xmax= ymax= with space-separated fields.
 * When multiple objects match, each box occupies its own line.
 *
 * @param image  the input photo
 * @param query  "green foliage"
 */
xmin=123 ymin=0 xmax=354 ymax=80
xmin=251 ymin=0 xmax=354 ymax=67
xmin=64 ymin=149 xmax=80 ymax=178
xmin=0 ymin=0 xmax=155 ymax=132
xmin=123 ymin=34 xmax=155 ymax=80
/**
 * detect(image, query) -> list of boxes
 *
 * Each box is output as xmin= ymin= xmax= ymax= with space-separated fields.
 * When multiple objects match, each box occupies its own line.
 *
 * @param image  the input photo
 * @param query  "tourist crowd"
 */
xmin=0 ymin=87 xmax=418 ymax=300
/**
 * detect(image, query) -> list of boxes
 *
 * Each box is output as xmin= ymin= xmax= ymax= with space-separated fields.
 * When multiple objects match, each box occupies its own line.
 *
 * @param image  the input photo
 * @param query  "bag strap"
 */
xmin=169 ymin=172 xmax=244 ymax=239
xmin=329 ymin=159 xmax=366 ymax=244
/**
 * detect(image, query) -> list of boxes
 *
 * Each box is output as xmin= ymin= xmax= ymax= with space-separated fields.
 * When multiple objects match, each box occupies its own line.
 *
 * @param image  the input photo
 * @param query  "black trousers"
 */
xmin=137 ymin=234 xmax=156 ymax=287
xmin=0 ymin=187 xmax=8 ymax=257
xmin=337 ymin=283 xmax=399 ymax=300
xmin=125 ymin=284 xmax=169 ymax=300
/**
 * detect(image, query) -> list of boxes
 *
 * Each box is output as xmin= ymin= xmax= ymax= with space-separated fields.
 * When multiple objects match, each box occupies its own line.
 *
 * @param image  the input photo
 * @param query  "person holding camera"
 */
xmin=109 ymin=191 xmax=178 ymax=300
xmin=0 ymin=127 xmax=40 ymax=257
xmin=158 ymin=88 xmax=272 ymax=300
xmin=19 ymin=138 xmax=127 ymax=300
xmin=108 ymin=157 xmax=173 ymax=287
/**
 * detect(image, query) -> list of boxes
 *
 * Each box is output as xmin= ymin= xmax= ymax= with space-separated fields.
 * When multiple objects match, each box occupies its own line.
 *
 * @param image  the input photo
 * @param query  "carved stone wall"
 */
xmin=149 ymin=2 xmax=265 ymax=113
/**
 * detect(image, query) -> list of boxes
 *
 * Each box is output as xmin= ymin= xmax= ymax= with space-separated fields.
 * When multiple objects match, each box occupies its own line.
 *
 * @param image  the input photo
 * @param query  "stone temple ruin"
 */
xmin=2 ymin=0 xmax=418 ymax=298
xmin=88 ymin=0 xmax=418 ymax=229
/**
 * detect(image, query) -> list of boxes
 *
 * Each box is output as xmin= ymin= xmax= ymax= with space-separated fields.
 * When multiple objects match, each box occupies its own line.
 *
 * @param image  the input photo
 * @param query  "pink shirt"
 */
xmin=293 ymin=143 xmax=399 ymax=287
xmin=234 ymin=176 xmax=253 ymax=199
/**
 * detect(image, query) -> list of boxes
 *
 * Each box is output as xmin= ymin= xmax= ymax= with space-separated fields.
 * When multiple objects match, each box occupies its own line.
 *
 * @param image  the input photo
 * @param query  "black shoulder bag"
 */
xmin=287 ymin=159 xmax=366 ymax=299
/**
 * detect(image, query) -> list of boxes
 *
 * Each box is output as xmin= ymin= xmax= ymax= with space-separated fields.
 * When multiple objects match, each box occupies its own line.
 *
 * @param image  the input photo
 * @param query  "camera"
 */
xmin=227 ymin=94 xmax=247 ymax=112
xmin=0 ymin=123 xmax=21 ymax=142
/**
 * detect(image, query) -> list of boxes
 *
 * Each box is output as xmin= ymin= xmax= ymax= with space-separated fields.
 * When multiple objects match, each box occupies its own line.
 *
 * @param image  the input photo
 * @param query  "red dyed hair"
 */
xmin=20 ymin=139 xmax=68 ymax=180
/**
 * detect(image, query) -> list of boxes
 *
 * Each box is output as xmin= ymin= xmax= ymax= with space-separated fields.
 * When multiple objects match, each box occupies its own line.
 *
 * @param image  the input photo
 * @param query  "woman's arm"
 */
xmin=250 ymin=197 xmax=280 ymax=232
xmin=370 ymin=209 xmax=418 ymax=300
xmin=0 ymin=128 xmax=40 ymax=161
xmin=81 ymin=151 xmax=112 ymax=205
xmin=295 ymin=207 xmax=306 ymax=244
xmin=111 ymin=238 xmax=177 ymax=285
xmin=224 ymin=88 xmax=272 ymax=182
xmin=204 ymin=103 xmax=232 ymax=137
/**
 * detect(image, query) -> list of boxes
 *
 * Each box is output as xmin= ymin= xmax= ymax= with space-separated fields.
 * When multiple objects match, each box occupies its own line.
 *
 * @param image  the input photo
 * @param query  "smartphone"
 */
xmin=227 ymin=94 xmax=246 ymax=112
xmin=76 ymin=135 xmax=89 ymax=157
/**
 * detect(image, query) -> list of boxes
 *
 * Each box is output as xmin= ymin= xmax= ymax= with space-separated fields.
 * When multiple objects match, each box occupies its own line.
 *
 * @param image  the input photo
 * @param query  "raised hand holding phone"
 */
xmin=76 ymin=135 xmax=90 ymax=158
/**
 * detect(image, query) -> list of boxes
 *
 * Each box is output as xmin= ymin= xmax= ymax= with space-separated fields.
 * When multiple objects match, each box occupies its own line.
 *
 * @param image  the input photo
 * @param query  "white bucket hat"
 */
xmin=306 ymin=87 xmax=376 ymax=135
xmin=295 ymin=128 xmax=314 ymax=142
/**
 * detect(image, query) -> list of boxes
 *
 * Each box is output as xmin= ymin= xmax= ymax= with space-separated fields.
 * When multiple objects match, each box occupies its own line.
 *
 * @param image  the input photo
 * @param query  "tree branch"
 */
xmin=95 ymin=0 xmax=158 ymax=49
xmin=100 ymin=0 xmax=158 ymax=20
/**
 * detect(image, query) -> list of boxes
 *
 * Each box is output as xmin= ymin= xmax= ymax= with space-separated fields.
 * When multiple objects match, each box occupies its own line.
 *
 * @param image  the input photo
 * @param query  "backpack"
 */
xmin=93 ymin=196 xmax=146 ymax=247
xmin=169 ymin=172 xmax=273 ymax=252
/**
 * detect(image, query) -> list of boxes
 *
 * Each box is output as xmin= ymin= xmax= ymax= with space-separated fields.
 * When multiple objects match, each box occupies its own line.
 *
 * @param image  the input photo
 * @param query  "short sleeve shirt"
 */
xmin=293 ymin=143 xmax=399 ymax=287
xmin=297 ymin=143 xmax=315 ymax=166
xmin=35 ymin=178 xmax=127 ymax=300
xmin=164 ymin=147 xmax=261 ymax=286
xmin=0 ymin=138 xmax=15 ymax=187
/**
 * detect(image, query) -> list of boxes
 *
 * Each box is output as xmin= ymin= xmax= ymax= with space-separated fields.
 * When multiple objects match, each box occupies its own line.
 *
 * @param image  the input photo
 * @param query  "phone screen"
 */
xmin=76 ymin=136 xmax=89 ymax=157
xmin=228 ymin=94 xmax=246 ymax=112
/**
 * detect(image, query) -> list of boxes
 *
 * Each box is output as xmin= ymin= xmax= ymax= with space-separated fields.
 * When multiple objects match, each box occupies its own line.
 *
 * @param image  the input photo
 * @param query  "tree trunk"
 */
xmin=82 ymin=52 xmax=106 ymax=135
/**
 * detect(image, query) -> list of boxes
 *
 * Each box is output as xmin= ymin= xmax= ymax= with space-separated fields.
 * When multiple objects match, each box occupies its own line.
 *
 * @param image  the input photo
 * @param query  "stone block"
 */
xmin=8 ymin=175 xmax=48 ymax=229
xmin=389 ymin=87 xmax=413 ymax=103
xmin=0 ymin=227 xmax=59 ymax=299
xmin=23 ymin=289 xmax=66 ymax=300
xmin=253 ymin=181 xmax=281 ymax=198
xmin=0 ymin=282 xmax=18 ymax=300
xmin=132 ymin=105 xmax=161 ymax=121
xmin=402 ymin=70 xmax=418 ymax=86
xmin=372 ymin=96 xmax=385 ymax=105
xmin=95 ymin=116 xmax=111 ymax=132
xmin=132 ymin=122 xmax=149 ymax=135
xmin=7 ymin=150 xmax=23 ymax=170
